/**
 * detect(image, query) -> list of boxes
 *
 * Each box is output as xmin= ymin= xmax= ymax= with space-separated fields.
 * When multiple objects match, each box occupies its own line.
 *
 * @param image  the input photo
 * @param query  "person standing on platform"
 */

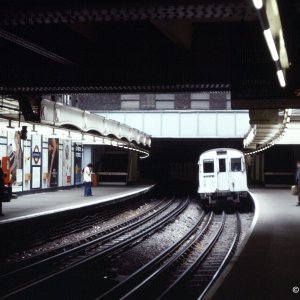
xmin=296 ymin=161 xmax=300 ymax=206
xmin=0 ymin=160 xmax=4 ymax=216
xmin=83 ymin=163 xmax=93 ymax=197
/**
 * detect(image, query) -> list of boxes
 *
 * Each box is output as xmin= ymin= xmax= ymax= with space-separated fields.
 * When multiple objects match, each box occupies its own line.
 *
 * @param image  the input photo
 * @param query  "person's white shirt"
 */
xmin=83 ymin=166 xmax=92 ymax=182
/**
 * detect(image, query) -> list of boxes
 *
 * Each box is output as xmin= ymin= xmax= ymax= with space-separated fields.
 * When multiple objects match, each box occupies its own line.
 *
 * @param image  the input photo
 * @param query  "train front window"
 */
xmin=219 ymin=158 xmax=226 ymax=172
xmin=231 ymin=158 xmax=242 ymax=172
xmin=203 ymin=160 xmax=214 ymax=173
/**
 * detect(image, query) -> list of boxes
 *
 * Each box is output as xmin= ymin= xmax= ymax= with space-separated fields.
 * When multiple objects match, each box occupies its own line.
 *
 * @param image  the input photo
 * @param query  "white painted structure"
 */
xmin=198 ymin=148 xmax=248 ymax=204
xmin=41 ymin=99 xmax=151 ymax=147
xmin=244 ymin=109 xmax=300 ymax=155
xmin=96 ymin=110 xmax=250 ymax=138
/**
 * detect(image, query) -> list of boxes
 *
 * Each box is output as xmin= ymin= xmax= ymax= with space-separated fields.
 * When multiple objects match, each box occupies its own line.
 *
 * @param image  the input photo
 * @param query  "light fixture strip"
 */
xmin=253 ymin=0 xmax=287 ymax=88
xmin=276 ymin=69 xmax=286 ymax=87
xmin=252 ymin=0 xmax=263 ymax=10
xmin=263 ymin=28 xmax=279 ymax=61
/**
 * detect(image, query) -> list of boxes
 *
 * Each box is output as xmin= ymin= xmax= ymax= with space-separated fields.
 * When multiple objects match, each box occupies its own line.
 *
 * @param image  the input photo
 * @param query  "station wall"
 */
xmin=0 ymin=127 xmax=83 ymax=193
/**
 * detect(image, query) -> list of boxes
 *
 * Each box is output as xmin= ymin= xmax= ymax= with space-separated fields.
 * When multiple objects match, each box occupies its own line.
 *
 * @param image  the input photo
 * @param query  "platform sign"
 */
xmin=31 ymin=134 xmax=42 ymax=189
xmin=74 ymin=143 xmax=82 ymax=185
xmin=63 ymin=140 xmax=72 ymax=186
xmin=48 ymin=138 xmax=59 ymax=188
xmin=7 ymin=129 xmax=23 ymax=192
xmin=31 ymin=134 xmax=41 ymax=166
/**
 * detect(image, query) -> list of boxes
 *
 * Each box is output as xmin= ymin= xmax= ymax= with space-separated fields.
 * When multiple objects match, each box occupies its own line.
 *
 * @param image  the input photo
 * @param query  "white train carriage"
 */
xmin=198 ymin=148 xmax=248 ymax=204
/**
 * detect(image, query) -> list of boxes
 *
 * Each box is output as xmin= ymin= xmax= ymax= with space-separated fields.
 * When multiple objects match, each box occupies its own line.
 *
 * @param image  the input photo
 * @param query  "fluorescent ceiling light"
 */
xmin=252 ymin=0 xmax=263 ymax=9
xmin=270 ymin=0 xmax=279 ymax=16
xmin=276 ymin=69 xmax=286 ymax=87
xmin=263 ymin=28 xmax=279 ymax=61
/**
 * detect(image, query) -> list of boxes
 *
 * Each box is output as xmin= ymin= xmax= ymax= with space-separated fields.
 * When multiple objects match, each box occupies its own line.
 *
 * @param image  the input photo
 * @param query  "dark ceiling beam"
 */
xmin=0 ymin=83 xmax=231 ymax=95
xmin=151 ymin=20 xmax=192 ymax=49
xmin=67 ymin=23 xmax=99 ymax=44
xmin=232 ymin=98 xmax=300 ymax=109
xmin=0 ymin=29 xmax=77 ymax=66
xmin=0 ymin=2 xmax=256 ymax=26
xmin=16 ymin=94 xmax=42 ymax=122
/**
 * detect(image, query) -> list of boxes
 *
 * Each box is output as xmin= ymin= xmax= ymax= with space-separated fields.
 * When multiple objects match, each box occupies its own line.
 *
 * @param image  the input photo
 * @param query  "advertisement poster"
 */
xmin=42 ymin=137 xmax=49 ymax=189
xmin=48 ymin=138 xmax=59 ymax=187
xmin=74 ymin=143 xmax=82 ymax=185
xmin=7 ymin=129 xmax=23 ymax=192
xmin=31 ymin=134 xmax=41 ymax=188
xmin=23 ymin=140 xmax=31 ymax=192
xmin=63 ymin=140 xmax=72 ymax=186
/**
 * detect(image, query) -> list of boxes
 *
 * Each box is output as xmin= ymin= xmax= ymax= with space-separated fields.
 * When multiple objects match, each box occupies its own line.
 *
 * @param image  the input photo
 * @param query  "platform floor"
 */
xmin=0 ymin=185 xmax=154 ymax=224
xmin=210 ymin=188 xmax=300 ymax=300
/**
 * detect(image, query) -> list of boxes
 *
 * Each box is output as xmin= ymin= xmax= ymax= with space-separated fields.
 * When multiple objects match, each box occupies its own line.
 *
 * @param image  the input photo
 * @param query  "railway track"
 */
xmin=98 ymin=211 xmax=241 ymax=300
xmin=0 ymin=197 xmax=188 ymax=299
xmin=0 ymin=194 xmax=153 ymax=258
xmin=1 ymin=197 xmax=167 ymax=273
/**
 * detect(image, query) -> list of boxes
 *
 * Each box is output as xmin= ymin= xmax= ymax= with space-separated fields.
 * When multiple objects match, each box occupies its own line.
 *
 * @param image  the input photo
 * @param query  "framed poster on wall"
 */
xmin=7 ymin=129 xmax=23 ymax=192
xmin=42 ymin=136 xmax=48 ymax=189
xmin=74 ymin=143 xmax=82 ymax=185
xmin=0 ymin=128 xmax=7 ymax=159
xmin=48 ymin=138 xmax=59 ymax=188
xmin=63 ymin=140 xmax=72 ymax=186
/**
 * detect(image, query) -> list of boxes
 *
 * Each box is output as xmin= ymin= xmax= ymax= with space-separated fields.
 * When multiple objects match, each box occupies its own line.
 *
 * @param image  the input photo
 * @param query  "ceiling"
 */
xmin=0 ymin=0 xmax=299 ymax=108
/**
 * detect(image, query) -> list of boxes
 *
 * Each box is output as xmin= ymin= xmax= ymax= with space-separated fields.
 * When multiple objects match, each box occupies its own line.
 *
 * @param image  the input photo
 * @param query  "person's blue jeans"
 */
xmin=84 ymin=182 xmax=92 ymax=196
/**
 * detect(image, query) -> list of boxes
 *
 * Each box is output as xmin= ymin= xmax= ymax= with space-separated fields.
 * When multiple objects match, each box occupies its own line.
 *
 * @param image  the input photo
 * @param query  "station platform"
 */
xmin=210 ymin=188 xmax=300 ymax=300
xmin=0 ymin=184 xmax=154 ymax=225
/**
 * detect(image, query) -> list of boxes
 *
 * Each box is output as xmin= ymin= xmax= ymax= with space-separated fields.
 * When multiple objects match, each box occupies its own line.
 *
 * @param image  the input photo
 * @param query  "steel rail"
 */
xmin=0 ymin=198 xmax=173 ymax=292
xmin=197 ymin=212 xmax=241 ymax=300
xmin=1 ymin=198 xmax=167 ymax=276
xmin=115 ymin=211 xmax=216 ymax=300
xmin=157 ymin=211 xmax=226 ymax=300
xmin=1 ymin=195 xmax=150 ymax=259
xmin=1 ymin=198 xmax=188 ymax=299
xmin=98 ymin=210 xmax=208 ymax=300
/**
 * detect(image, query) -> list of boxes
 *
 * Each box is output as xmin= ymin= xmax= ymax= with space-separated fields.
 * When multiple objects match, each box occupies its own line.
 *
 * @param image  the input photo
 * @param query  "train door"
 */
xmin=230 ymin=157 xmax=247 ymax=191
xmin=201 ymin=159 xmax=216 ymax=194
xmin=217 ymin=158 xmax=230 ymax=191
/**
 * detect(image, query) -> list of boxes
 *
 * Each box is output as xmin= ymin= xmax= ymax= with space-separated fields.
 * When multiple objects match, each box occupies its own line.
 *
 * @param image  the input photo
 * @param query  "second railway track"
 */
xmin=98 ymin=211 xmax=241 ymax=300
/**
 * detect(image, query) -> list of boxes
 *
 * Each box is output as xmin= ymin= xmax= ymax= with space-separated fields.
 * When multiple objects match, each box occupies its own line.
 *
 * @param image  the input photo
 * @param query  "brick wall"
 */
xmin=77 ymin=94 xmax=121 ymax=110
xmin=71 ymin=91 xmax=230 ymax=111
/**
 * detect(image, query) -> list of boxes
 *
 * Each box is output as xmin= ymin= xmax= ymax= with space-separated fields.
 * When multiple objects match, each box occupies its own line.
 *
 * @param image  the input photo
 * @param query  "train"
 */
xmin=198 ymin=148 xmax=248 ymax=205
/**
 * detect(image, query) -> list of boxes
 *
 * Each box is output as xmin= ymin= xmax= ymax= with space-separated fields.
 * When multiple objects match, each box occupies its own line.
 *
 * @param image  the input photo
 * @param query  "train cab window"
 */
xmin=219 ymin=159 xmax=226 ymax=172
xmin=231 ymin=158 xmax=242 ymax=172
xmin=203 ymin=160 xmax=214 ymax=173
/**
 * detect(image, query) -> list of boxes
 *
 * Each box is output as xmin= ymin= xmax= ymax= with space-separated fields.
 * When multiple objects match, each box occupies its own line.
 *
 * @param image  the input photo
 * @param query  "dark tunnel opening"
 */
xmin=140 ymin=138 xmax=244 ymax=196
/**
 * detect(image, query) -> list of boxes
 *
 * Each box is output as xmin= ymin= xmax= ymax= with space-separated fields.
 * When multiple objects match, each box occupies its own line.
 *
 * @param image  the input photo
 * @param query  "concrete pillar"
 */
xmin=127 ymin=151 xmax=139 ymax=183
